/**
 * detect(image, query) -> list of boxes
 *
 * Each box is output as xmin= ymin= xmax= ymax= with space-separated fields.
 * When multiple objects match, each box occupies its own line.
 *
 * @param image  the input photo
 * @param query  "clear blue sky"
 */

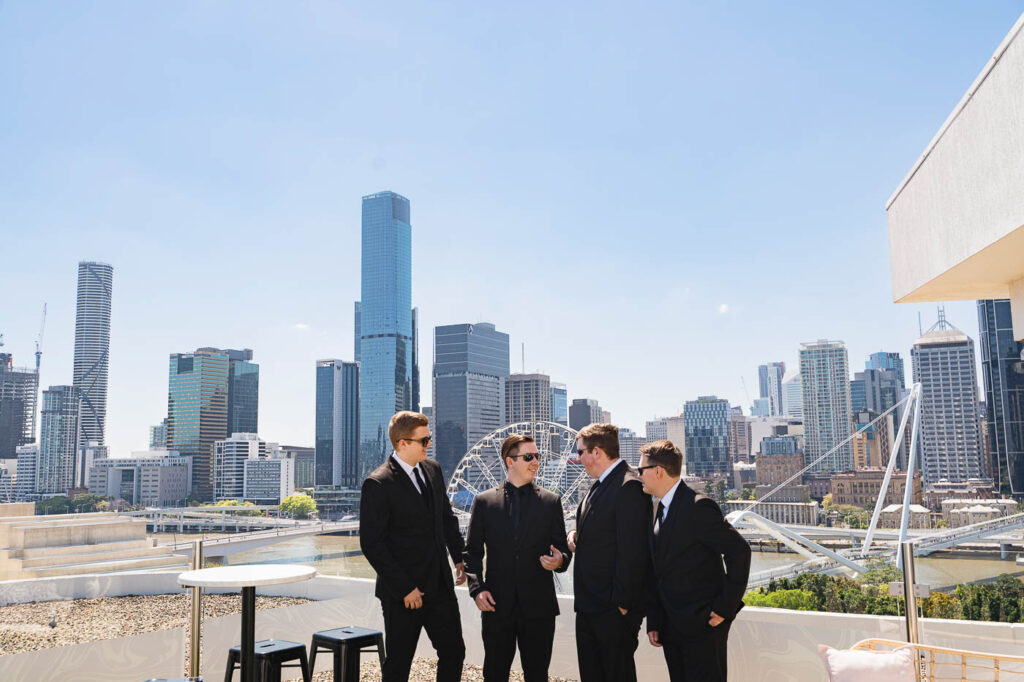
xmin=2 ymin=2 xmax=1020 ymax=457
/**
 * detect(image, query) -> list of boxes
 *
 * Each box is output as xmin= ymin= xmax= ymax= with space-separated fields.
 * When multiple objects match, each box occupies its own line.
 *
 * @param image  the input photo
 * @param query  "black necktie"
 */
xmin=508 ymin=485 xmax=521 ymax=533
xmin=584 ymin=478 xmax=601 ymax=516
xmin=654 ymin=501 xmax=665 ymax=540
xmin=412 ymin=467 xmax=431 ymax=506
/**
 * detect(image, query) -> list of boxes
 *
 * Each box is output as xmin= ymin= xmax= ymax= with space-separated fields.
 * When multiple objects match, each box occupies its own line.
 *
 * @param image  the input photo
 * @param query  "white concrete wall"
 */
xmin=887 ymin=13 xmax=1024 ymax=319
xmin=4 ymin=572 xmax=1024 ymax=681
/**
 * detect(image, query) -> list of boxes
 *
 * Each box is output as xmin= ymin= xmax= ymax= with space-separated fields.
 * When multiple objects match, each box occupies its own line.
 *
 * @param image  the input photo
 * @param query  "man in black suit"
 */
xmin=567 ymin=423 xmax=651 ymax=682
xmin=639 ymin=440 xmax=751 ymax=682
xmin=360 ymin=411 xmax=467 ymax=682
xmin=464 ymin=434 xmax=572 ymax=682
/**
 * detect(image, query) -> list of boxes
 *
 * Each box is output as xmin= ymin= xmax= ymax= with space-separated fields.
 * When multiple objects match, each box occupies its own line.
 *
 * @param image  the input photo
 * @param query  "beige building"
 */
xmin=878 ymin=503 xmax=932 ymax=529
xmin=941 ymin=498 xmax=1018 ymax=527
xmin=723 ymin=499 xmax=819 ymax=526
xmin=831 ymin=468 xmax=923 ymax=508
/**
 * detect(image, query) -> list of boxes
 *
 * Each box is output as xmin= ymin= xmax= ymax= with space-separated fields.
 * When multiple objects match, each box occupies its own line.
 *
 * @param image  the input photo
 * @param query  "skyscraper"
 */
xmin=978 ymin=299 xmax=1024 ymax=495
xmin=866 ymin=351 xmax=906 ymax=391
xmin=850 ymin=368 xmax=901 ymax=414
xmin=0 ymin=352 xmax=39 ymax=460
xmin=758 ymin=362 xmax=786 ymax=416
xmin=683 ymin=396 xmax=731 ymax=477
xmin=315 ymin=359 xmax=360 ymax=487
xmin=357 ymin=191 xmax=414 ymax=476
xmin=167 ymin=348 xmax=230 ymax=501
xmin=569 ymin=398 xmax=604 ymax=431
xmin=782 ymin=373 xmax=803 ymax=419
xmin=506 ymin=373 xmax=551 ymax=424
xmin=432 ymin=323 xmax=510 ymax=476
xmin=72 ymin=261 xmax=113 ymax=447
xmin=219 ymin=348 xmax=259 ymax=435
xmin=550 ymin=383 xmax=568 ymax=426
xmin=213 ymin=433 xmax=267 ymax=501
xmin=799 ymin=340 xmax=852 ymax=473
xmin=411 ymin=307 xmax=420 ymax=412
xmin=912 ymin=316 xmax=984 ymax=485
xmin=37 ymin=385 xmax=79 ymax=494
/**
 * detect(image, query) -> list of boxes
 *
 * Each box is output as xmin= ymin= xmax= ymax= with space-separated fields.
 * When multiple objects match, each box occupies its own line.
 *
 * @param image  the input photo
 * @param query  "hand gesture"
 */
xmin=648 ymin=631 xmax=662 ymax=647
xmin=567 ymin=530 xmax=577 ymax=552
xmin=454 ymin=562 xmax=467 ymax=586
xmin=539 ymin=545 xmax=563 ymax=571
xmin=708 ymin=611 xmax=724 ymax=627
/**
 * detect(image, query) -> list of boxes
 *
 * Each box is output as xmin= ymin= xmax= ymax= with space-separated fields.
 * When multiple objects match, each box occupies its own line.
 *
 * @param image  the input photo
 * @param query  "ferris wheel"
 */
xmin=446 ymin=421 xmax=588 ymax=520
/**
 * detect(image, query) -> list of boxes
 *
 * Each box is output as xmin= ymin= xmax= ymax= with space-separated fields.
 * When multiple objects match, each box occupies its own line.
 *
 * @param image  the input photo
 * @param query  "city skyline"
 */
xmin=3 ymin=3 xmax=1017 ymax=458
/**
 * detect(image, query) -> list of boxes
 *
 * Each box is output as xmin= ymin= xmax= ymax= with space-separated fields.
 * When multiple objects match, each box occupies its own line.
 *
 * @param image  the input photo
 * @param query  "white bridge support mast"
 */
xmin=727 ymin=510 xmax=867 ymax=574
xmin=860 ymin=384 xmax=921 ymax=558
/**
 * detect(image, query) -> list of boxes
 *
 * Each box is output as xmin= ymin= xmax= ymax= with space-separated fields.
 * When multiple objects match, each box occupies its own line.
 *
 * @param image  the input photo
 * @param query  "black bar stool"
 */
xmin=309 ymin=626 xmax=385 ymax=682
xmin=225 ymin=639 xmax=310 ymax=682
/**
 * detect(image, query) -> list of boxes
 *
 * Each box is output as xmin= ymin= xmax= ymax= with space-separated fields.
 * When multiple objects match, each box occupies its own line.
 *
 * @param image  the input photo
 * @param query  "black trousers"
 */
xmin=380 ymin=594 xmax=465 ymax=682
xmin=481 ymin=612 xmax=555 ymax=682
xmin=575 ymin=608 xmax=643 ymax=682
xmin=662 ymin=620 xmax=731 ymax=682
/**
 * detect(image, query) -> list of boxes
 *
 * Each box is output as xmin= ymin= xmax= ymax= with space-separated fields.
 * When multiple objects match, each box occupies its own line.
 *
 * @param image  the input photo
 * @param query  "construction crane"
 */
xmin=35 ymin=304 xmax=46 ymax=372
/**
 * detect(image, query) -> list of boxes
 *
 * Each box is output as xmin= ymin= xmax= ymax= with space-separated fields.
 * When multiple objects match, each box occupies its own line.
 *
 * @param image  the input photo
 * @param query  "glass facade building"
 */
xmin=978 ymin=299 xmax=1024 ymax=495
xmin=757 ymin=362 xmax=786 ymax=417
xmin=799 ymin=340 xmax=853 ymax=473
xmin=315 ymin=359 xmax=360 ymax=487
xmin=867 ymin=351 xmax=906 ymax=391
xmin=506 ymin=373 xmax=551 ymax=424
xmin=683 ymin=396 xmax=731 ymax=477
xmin=357 ymin=191 xmax=414 ymax=476
xmin=37 ymin=385 xmax=79 ymax=494
xmin=166 ymin=349 xmax=230 ymax=502
xmin=550 ymin=383 xmax=568 ymax=426
xmin=72 ymin=261 xmax=113 ymax=447
xmin=223 ymin=348 xmax=259 ymax=435
xmin=0 ymin=352 xmax=39 ymax=460
xmin=433 ymin=323 xmax=510 ymax=476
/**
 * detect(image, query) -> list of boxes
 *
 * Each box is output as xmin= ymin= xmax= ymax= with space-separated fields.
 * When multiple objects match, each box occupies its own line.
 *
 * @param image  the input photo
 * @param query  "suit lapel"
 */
xmin=657 ymin=484 xmax=694 ymax=563
xmin=390 ymin=456 xmax=430 ymax=511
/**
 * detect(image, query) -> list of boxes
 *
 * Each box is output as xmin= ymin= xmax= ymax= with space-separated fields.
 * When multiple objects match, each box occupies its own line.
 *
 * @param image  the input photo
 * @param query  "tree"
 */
xmin=822 ymin=493 xmax=833 ymax=509
xmin=208 ymin=499 xmax=262 ymax=517
xmin=713 ymin=480 xmax=727 ymax=502
xmin=71 ymin=493 xmax=106 ymax=513
xmin=280 ymin=493 xmax=317 ymax=519
xmin=37 ymin=496 xmax=72 ymax=515
xmin=740 ymin=487 xmax=755 ymax=501
xmin=96 ymin=499 xmax=111 ymax=512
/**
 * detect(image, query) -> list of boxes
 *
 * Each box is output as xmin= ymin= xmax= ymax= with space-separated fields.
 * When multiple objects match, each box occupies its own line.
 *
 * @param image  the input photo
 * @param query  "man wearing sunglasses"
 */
xmin=464 ymin=434 xmax=572 ymax=682
xmin=638 ymin=440 xmax=750 ymax=682
xmin=568 ymin=423 xmax=651 ymax=682
xmin=360 ymin=411 xmax=468 ymax=682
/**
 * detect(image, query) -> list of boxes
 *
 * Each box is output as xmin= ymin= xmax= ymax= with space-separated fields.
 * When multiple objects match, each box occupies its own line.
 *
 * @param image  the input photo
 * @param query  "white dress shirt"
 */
xmin=391 ymin=452 xmax=427 ymax=494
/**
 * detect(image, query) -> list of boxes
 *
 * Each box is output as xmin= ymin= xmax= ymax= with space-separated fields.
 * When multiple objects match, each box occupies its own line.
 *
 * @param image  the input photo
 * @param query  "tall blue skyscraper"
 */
xmin=683 ymin=396 xmax=731 ymax=477
xmin=167 ymin=349 xmax=230 ymax=501
xmin=197 ymin=348 xmax=259 ymax=436
xmin=357 ymin=191 xmax=414 ymax=476
xmin=867 ymin=351 xmax=906 ymax=391
xmin=315 ymin=359 xmax=360 ymax=487
xmin=978 ymin=299 xmax=1024 ymax=495
xmin=433 ymin=323 xmax=510 ymax=476
xmin=550 ymin=383 xmax=568 ymax=426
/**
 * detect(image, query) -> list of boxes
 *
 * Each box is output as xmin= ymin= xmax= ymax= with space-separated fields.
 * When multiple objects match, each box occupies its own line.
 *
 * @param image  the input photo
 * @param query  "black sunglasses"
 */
xmin=402 ymin=436 xmax=431 ymax=447
xmin=636 ymin=464 xmax=660 ymax=474
xmin=576 ymin=448 xmax=589 ymax=457
xmin=508 ymin=453 xmax=538 ymax=462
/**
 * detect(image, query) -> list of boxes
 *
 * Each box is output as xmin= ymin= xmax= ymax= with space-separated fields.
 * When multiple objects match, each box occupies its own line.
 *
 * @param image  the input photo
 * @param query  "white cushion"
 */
xmin=818 ymin=644 xmax=917 ymax=682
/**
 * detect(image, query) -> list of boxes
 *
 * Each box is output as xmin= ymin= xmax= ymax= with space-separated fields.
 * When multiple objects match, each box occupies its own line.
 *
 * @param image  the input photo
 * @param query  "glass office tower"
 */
xmin=224 ymin=349 xmax=259 ymax=435
xmin=683 ymin=396 xmax=731 ymax=477
xmin=433 ymin=323 xmax=510 ymax=476
xmin=315 ymin=359 xmax=360 ymax=487
xmin=550 ymin=383 xmax=568 ymax=426
xmin=167 ymin=349 xmax=230 ymax=501
xmin=978 ymin=299 xmax=1024 ymax=495
xmin=72 ymin=261 xmax=113 ymax=447
xmin=357 ymin=191 xmax=414 ymax=476
xmin=37 ymin=385 xmax=79 ymax=494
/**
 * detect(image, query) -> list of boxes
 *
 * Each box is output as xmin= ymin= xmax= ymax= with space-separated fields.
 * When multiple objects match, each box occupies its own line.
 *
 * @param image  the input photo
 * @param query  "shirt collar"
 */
xmin=505 ymin=479 xmax=531 ymax=495
xmin=658 ymin=480 xmax=682 ymax=511
xmin=391 ymin=452 xmax=421 ymax=481
xmin=598 ymin=457 xmax=625 ymax=484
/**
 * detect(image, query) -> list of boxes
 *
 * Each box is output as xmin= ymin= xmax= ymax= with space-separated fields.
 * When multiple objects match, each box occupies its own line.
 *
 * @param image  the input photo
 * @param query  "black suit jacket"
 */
xmin=646 ymin=483 xmax=751 ymax=639
xmin=572 ymin=460 xmax=651 ymax=614
xmin=359 ymin=455 xmax=465 ymax=603
xmin=465 ymin=482 xmax=572 ymax=619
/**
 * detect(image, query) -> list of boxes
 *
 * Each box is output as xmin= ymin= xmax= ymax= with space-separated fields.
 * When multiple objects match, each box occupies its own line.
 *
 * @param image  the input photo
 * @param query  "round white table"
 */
xmin=179 ymin=564 xmax=316 ymax=682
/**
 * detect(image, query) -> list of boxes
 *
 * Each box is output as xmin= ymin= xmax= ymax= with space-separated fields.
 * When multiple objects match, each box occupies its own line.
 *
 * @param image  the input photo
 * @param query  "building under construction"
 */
xmin=0 ymin=352 xmax=39 ymax=460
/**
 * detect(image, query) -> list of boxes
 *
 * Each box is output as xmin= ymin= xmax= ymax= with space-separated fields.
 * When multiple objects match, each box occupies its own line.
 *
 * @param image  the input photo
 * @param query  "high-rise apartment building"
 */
xmin=978 ymin=299 xmax=1024 ymax=495
xmin=315 ymin=360 xmax=360 ymax=487
xmin=433 ymin=323 xmax=510 ymax=476
xmin=758 ymin=362 xmax=786 ymax=417
xmin=72 ymin=261 xmax=113 ymax=448
xmin=167 ymin=348 xmax=230 ymax=502
xmin=356 ymin=191 xmax=415 ymax=475
xmin=213 ymin=433 xmax=267 ymax=501
xmin=683 ymin=396 xmax=731 ymax=477
xmin=149 ymin=418 xmax=168 ymax=449
xmin=618 ymin=428 xmax=646 ymax=466
xmin=550 ymin=383 xmax=568 ymax=426
xmin=0 ymin=352 xmax=39 ymax=460
xmin=37 ymin=385 xmax=79 ymax=494
xmin=506 ymin=373 xmax=551 ymax=424
xmin=569 ymin=398 xmax=603 ymax=431
xmin=728 ymin=409 xmax=753 ymax=463
xmin=15 ymin=444 xmax=38 ymax=500
xmin=912 ymin=317 xmax=984 ymax=485
xmin=799 ymin=340 xmax=853 ymax=473
xmin=782 ymin=373 xmax=803 ymax=419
